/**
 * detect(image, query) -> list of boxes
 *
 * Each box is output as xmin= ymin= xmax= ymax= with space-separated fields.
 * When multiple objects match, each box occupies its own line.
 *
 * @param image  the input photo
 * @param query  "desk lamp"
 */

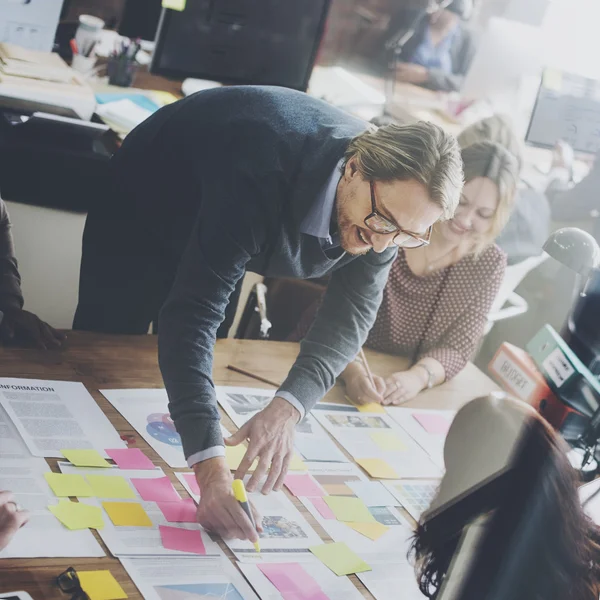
xmin=543 ymin=227 xmax=600 ymax=470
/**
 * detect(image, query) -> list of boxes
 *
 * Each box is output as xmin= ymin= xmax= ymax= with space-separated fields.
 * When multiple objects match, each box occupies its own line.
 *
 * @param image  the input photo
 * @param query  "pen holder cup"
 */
xmin=107 ymin=57 xmax=138 ymax=87
xmin=71 ymin=54 xmax=97 ymax=75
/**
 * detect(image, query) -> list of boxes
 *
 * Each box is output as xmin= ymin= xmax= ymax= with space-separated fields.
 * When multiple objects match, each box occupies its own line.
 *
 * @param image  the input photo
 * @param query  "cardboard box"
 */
xmin=489 ymin=342 xmax=570 ymax=428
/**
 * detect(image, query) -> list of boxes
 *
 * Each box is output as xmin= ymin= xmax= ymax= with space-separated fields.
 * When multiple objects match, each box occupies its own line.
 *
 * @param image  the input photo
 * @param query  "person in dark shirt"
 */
xmin=388 ymin=0 xmax=476 ymax=92
xmin=74 ymin=86 xmax=463 ymax=543
xmin=0 ymin=199 xmax=65 ymax=349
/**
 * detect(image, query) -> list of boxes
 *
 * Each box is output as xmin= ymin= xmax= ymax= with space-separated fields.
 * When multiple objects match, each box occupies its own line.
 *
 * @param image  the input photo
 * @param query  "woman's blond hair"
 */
xmin=460 ymin=141 xmax=519 ymax=254
xmin=343 ymin=121 xmax=464 ymax=220
xmin=457 ymin=114 xmax=523 ymax=171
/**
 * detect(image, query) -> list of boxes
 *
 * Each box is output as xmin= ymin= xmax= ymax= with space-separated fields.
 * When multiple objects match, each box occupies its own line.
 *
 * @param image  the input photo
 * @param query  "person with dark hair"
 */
xmin=411 ymin=394 xmax=600 ymax=600
xmin=388 ymin=0 xmax=476 ymax=92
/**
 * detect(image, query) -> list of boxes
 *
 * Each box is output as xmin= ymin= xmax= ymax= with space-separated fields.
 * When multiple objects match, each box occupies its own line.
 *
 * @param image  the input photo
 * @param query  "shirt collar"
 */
xmin=300 ymin=159 xmax=344 ymax=245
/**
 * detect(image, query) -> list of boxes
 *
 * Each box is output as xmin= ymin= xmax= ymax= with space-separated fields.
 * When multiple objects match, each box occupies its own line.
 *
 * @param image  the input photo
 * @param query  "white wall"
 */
xmin=5 ymin=201 xmax=85 ymax=329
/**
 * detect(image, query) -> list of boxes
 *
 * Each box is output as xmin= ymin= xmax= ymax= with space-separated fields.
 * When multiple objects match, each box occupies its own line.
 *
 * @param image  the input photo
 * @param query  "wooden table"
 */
xmin=0 ymin=332 xmax=499 ymax=598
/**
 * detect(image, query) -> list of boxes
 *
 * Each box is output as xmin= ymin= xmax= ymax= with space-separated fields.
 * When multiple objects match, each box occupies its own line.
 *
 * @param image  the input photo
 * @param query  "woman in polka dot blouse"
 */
xmin=292 ymin=141 xmax=519 ymax=406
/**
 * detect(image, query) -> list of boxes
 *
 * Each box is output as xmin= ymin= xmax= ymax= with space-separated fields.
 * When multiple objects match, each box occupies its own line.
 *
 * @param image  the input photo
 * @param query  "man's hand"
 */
xmin=344 ymin=368 xmax=386 ymax=406
xmin=0 ymin=491 xmax=29 ymax=551
xmin=194 ymin=457 xmax=262 ymax=541
xmin=0 ymin=308 xmax=65 ymax=349
xmin=396 ymin=63 xmax=429 ymax=85
xmin=383 ymin=370 xmax=426 ymax=405
xmin=225 ymin=397 xmax=300 ymax=494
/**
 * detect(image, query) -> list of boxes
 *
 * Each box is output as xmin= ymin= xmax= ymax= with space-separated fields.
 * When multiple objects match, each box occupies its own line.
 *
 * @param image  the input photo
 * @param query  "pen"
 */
xmin=359 ymin=348 xmax=377 ymax=389
xmin=231 ymin=479 xmax=261 ymax=553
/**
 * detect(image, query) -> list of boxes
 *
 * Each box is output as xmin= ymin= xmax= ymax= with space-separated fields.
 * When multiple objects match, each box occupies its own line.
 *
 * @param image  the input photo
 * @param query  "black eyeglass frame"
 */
xmin=364 ymin=181 xmax=432 ymax=248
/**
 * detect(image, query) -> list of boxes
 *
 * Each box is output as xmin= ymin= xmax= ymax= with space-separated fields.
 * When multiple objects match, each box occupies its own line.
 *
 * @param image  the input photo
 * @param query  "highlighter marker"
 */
xmin=232 ymin=479 xmax=261 ymax=553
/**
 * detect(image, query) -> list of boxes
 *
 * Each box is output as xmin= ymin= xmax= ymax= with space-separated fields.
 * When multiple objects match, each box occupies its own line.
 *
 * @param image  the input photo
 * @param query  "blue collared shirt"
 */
xmin=299 ymin=159 xmax=344 ymax=256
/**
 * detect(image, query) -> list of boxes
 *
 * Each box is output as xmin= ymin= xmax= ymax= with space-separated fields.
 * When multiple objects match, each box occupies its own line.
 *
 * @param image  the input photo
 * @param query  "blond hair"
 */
xmin=344 ymin=121 xmax=463 ymax=220
xmin=457 ymin=114 xmax=523 ymax=171
xmin=460 ymin=141 xmax=519 ymax=254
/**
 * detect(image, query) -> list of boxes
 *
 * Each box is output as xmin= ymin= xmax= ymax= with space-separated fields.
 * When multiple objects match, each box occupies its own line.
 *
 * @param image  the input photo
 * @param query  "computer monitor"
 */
xmin=118 ymin=0 xmax=163 ymax=42
xmin=526 ymin=68 xmax=600 ymax=155
xmin=150 ymin=0 xmax=331 ymax=91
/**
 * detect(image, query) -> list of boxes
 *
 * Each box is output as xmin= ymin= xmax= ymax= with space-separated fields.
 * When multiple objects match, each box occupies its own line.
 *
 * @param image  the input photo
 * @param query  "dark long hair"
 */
xmin=410 ymin=396 xmax=600 ymax=600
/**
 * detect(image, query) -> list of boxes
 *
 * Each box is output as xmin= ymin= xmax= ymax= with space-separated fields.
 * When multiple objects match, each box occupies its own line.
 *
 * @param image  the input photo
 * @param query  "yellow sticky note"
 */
xmin=78 ymin=570 xmax=128 ymax=600
xmin=162 ymin=0 xmax=186 ymax=11
xmin=324 ymin=496 xmax=375 ymax=523
xmin=344 ymin=395 xmax=386 ymax=414
xmin=44 ymin=473 xmax=94 ymax=497
xmin=356 ymin=458 xmax=399 ymax=480
xmin=369 ymin=431 xmax=407 ymax=452
xmin=49 ymin=500 xmax=104 ymax=530
xmin=310 ymin=542 xmax=371 ymax=576
xmin=86 ymin=475 xmax=136 ymax=499
xmin=347 ymin=521 xmax=389 ymax=541
xmin=225 ymin=445 xmax=258 ymax=471
xmin=102 ymin=501 xmax=153 ymax=527
xmin=288 ymin=454 xmax=307 ymax=471
xmin=61 ymin=449 xmax=111 ymax=468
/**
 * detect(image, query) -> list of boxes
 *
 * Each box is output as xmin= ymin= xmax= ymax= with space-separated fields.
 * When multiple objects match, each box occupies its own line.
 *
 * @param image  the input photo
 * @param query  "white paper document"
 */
xmin=238 ymin=555 xmax=364 ymax=600
xmin=120 ymin=556 xmax=259 ymax=600
xmin=300 ymin=497 xmax=412 ymax=555
xmin=386 ymin=407 xmax=456 ymax=469
xmin=0 ymin=458 xmax=104 ymax=558
xmin=0 ymin=378 xmax=125 ymax=458
xmin=346 ymin=481 xmax=398 ymax=507
xmin=59 ymin=463 xmax=221 ymax=557
xmin=217 ymin=386 xmax=348 ymax=463
xmin=357 ymin=553 xmax=425 ymax=600
xmin=225 ymin=484 xmax=322 ymax=561
xmin=0 ymin=404 xmax=30 ymax=459
xmin=384 ymin=479 xmax=440 ymax=521
xmin=101 ymin=389 xmax=187 ymax=468
xmin=304 ymin=461 xmax=368 ymax=495
xmin=314 ymin=410 xmax=441 ymax=479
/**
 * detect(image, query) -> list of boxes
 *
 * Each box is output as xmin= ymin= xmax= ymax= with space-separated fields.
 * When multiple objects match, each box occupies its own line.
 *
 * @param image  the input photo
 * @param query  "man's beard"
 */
xmin=337 ymin=200 xmax=370 ymax=256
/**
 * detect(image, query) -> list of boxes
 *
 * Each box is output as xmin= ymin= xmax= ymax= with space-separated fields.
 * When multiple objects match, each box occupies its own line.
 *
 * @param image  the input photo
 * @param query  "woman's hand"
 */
xmin=383 ymin=370 xmax=427 ymax=406
xmin=0 ymin=491 xmax=29 ymax=551
xmin=344 ymin=364 xmax=386 ymax=406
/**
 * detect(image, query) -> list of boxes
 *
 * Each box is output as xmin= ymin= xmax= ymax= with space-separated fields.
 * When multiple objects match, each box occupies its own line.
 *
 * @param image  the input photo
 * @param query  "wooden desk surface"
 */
xmin=0 ymin=332 xmax=498 ymax=598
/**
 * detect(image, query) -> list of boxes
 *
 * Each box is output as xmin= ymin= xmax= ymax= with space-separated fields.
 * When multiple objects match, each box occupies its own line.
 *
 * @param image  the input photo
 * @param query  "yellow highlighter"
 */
xmin=232 ymin=479 xmax=261 ymax=553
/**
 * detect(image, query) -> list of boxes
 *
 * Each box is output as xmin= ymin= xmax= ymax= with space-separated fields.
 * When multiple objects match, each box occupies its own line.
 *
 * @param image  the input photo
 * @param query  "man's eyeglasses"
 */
xmin=56 ymin=567 xmax=90 ymax=600
xmin=365 ymin=181 xmax=432 ymax=248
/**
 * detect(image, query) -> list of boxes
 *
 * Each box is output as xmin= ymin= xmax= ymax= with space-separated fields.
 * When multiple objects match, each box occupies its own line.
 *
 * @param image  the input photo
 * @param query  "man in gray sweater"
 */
xmin=74 ymin=86 xmax=462 ymax=543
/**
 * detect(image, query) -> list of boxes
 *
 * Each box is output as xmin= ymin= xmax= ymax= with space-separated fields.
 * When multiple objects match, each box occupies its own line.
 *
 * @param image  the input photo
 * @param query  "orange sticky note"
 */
xmin=356 ymin=458 xmax=399 ymax=479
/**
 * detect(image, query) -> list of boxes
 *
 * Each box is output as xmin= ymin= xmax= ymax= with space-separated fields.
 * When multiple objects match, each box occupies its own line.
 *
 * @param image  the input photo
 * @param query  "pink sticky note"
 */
xmin=258 ymin=563 xmax=327 ymax=600
xmin=159 ymin=524 xmax=206 ymax=555
xmin=309 ymin=497 xmax=336 ymax=519
xmin=158 ymin=499 xmax=198 ymax=523
xmin=413 ymin=413 xmax=451 ymax=435
xmin=131 ymin=476 xmax=181 ymax=502
xmin=284 ymin=474 xmax=325 ymax=498
xmin=182 ymin=473 xmax=200 ymax=497
xmin=106 ymin=448 xmax=155 ymax=470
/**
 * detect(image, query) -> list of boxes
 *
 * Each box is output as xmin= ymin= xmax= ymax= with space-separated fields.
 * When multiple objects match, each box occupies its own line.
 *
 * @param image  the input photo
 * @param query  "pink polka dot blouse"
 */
xmin=289 ymin=244 xmax=506 ymax=381
xmin=366 ymin=244 xmax=506 ymax=380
